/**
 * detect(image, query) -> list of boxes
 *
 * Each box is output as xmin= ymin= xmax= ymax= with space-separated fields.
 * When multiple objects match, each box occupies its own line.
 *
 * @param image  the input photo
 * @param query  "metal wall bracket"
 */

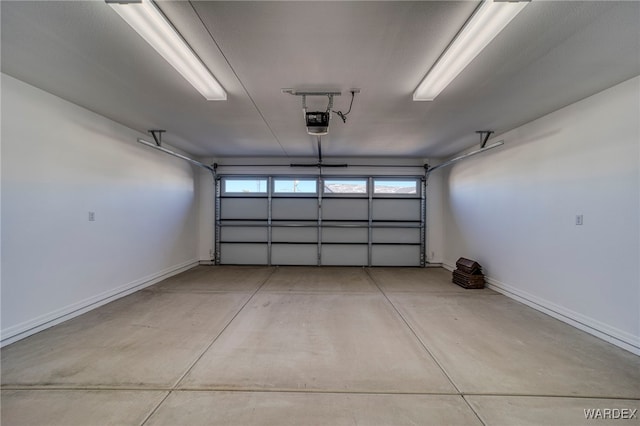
xmin=476 ymin=130 xmax=494 ymax=148
xmin=149 ymin=129 xmax=166 ymax=147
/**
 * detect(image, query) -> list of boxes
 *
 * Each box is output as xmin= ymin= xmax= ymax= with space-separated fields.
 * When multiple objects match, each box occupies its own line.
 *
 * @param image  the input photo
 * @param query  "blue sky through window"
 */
xmin=224 ymin=179 xmax=267 ymax=193
xmin=274 ymin=179 xmax=317 ymax=193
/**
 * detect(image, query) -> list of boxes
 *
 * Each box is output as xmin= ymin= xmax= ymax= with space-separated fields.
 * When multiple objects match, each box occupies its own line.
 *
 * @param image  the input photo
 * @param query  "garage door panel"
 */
xmin=371 ymin=245 xmax=420 ymax=266
xmin=221 ymin=198 xmax=268 ymax=220
xmin=321 ymin=244 xmax=368 ymax=266
xmin=372 ymin=228 xmax=420 ymax=244
xmin=372 ymin=199 xmax=420 ymax=221
xmin=272 ymin=199 xmax=318 ymax=220
xmin=322 ymin=226 xmax=368 ymax=243
xmin=322 ymin=199 xmax=368 ymax=220
xmin=272 ymin=244 xmax=317 ymax=265
xmin=220 ymin=243 xmax=268 ymax=264
xmin=221 ymin=226 xmax=268 ymax=242
xmin=272 ymin=226 xmax=317 ymax=243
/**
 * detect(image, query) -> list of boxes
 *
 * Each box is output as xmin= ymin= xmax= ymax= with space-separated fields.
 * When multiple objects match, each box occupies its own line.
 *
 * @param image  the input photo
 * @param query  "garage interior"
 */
xmin=1 ymin=1 xmax=639 ymax=425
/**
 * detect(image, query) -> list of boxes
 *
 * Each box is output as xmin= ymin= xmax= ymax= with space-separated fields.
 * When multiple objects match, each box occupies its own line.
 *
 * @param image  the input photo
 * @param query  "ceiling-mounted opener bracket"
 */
xmin=149 ymin=129 xmax=166 ymax=147
xmin=282 ymin=89 xmax=342 ymax=136
xmin=476 ymin=130 xmax=494 ymax=148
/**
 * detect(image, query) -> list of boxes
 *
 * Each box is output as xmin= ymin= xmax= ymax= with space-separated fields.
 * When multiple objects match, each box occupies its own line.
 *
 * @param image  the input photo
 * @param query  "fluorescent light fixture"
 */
xmin=108 ymin=0 xmax=226 ymax=100
xmin=413 ymin=0 xmax=528 ymax=101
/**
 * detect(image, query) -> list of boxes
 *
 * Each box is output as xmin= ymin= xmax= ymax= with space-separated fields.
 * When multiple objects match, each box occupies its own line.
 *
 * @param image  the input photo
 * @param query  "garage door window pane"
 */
xmin=374 ymin=179 xmax=418 ymax=195
xmin=223 ymin=178 xmax=267 ymax=194
xmin=274 ymin=179 xmax=317 ymax=194
xmin=324 ymin=179 xmax=367 ymax=194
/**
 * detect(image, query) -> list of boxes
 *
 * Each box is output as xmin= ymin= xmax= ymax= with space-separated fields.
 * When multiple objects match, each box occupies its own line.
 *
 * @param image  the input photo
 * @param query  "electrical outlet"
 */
xmin=209 ymin=249 xmax=214 ymax=258
xmin=88 ymin=211 xmax=95 ymax=222
xmin=575 ymin=214 xmax=583 ymax=226
xmin=431 ymin=251 xmax=435 ymax=259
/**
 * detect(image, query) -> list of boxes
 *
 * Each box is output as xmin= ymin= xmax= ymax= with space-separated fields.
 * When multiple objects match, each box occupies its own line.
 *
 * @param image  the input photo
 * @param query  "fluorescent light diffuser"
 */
xmin=413 ymin=0 xmax=528 ymax=101
xmin=109 ymin=0 xmax=226 ymax=100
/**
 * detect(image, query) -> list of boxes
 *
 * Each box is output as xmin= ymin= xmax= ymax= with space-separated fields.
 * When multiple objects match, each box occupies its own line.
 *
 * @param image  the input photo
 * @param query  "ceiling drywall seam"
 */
xmin=188 ymin=1 xmax=290 ymax=157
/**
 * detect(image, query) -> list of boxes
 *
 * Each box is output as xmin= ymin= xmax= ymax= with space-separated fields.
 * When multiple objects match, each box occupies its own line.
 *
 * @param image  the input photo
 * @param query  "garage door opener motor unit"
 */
xmin=283 ymin=89 xmax=359 ymax=136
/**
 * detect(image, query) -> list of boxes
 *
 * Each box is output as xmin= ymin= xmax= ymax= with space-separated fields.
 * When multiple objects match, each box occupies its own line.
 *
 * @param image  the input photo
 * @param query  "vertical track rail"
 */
xmin=367 ymin=177 xmax=374 ymax=267
xmin=420 ymin=176 xmax=427 ymax=267
xmin=267 ymin=176 xmax=273 ymax=266
xmin=317 ymin=176 xmax=323 ymax=266
xmin=214 ymin=176 xmax=222 ymax=265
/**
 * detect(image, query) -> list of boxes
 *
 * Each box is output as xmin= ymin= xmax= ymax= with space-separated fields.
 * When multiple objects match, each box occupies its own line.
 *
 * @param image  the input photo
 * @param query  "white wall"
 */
xmin=426 ymin=167 xmax=445 ymax=264
xmin=440 ymin=76 xmax=640 ymax=354
xmin=197 ymin=167 xmax=216 ymax=262
xmin=1 ymin=74 xmax=199 ymax=345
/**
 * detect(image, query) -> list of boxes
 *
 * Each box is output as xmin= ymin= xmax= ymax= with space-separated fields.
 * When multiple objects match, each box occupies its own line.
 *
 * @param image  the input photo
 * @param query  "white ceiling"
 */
xmin=2 ymin=1 xmax=639 ymax=159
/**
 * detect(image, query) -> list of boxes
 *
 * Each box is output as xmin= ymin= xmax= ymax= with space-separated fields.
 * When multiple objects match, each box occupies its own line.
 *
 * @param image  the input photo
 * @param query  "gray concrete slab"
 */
xmin=1 ymin=390 xmax=165 ymax=426
xmin=388 ymin=292 xmax=640 ymax=398
xmin=3 ymin=266 xmax=637 ymax=425
xmin=368 ymin=267 xmax=496 ymax=294
xmin=467 ymin=396 xmax=640 ymax=426
xmin=261 ymin=266 xmax=377 ymax=293
xmin=146 ymin=391 xmax=483 ymax=426
xmin=179 ymin=292 xmax=456 ymax=393
xmin=1 ymin=291 xmax=250 ymax=388
xmin=150 ymin=265 xmax=273 ymax=293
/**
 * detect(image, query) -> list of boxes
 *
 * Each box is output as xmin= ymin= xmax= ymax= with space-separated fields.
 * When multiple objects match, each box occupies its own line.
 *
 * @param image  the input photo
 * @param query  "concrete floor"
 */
xmin=2 ymin=266 xmax=639 ymax=425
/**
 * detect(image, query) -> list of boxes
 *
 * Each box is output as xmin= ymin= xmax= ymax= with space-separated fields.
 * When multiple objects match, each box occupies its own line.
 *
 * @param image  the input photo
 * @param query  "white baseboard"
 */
xmin=442 ymin=263 xmax=640 ymax=356
xmin=0 ymin=259 xmax=199 ymax=347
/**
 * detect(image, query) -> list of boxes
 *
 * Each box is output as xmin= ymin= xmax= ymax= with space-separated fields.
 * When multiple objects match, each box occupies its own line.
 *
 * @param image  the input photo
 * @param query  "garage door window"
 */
xmin=373 ymin=179 xmax=418 ymax=195
xmin=323 ymin=178 xmax=368 ymax=195
xmin=223 ymin=178 xmax=268 ymax=194
xmin=273 ymin=178 xmax=317 ymax=194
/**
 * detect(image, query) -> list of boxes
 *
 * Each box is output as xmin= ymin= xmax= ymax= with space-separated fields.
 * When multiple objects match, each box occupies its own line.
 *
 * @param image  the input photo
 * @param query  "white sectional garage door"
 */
xmin=216 ymin=176 xmax=425 ymax=266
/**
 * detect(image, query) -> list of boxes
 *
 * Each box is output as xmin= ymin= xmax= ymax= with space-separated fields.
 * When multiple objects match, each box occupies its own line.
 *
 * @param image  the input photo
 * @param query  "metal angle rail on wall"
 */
xmin=425 ymin=140 xmax=505 ymax=176
xmin=137 ymin=138 xmax=215 ymax=173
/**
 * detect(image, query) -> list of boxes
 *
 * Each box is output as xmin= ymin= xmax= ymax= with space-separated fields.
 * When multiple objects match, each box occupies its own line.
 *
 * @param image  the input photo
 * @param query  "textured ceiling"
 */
xmin=2 ymin=1 xmax=639 ymax=159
